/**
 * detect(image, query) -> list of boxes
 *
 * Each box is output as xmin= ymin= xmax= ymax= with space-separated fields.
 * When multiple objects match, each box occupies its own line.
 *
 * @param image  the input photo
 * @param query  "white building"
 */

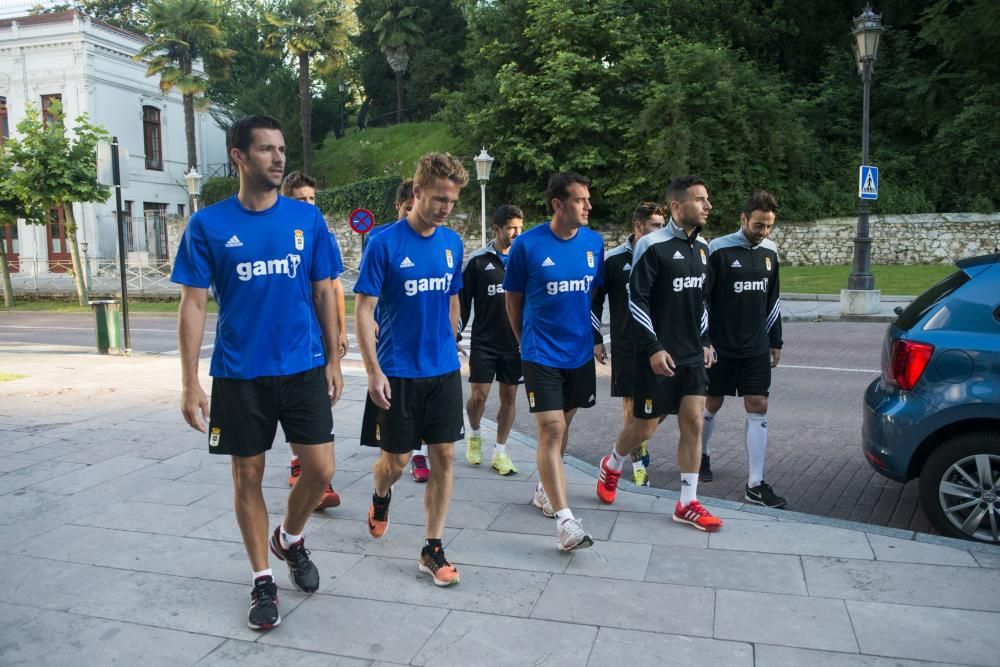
xmin=0 ymin=8 xmax=228 ymax=281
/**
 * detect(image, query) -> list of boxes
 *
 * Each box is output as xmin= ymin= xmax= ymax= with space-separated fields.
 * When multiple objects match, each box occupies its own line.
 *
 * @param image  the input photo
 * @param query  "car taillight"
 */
xmin=886 ymin=339 xmax=934 ymax=390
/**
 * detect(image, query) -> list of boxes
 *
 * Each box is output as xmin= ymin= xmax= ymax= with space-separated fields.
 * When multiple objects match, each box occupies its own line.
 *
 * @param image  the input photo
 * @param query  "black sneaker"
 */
xmin=247 ymin=575 xmax=280 ymax=631
xmin=269 ymin=526 xmax=320 ymax=592
xmin=699 ymin=454 xmax=713 ymax=482
xmin=745 ymin=482 xmax=787 ymax=508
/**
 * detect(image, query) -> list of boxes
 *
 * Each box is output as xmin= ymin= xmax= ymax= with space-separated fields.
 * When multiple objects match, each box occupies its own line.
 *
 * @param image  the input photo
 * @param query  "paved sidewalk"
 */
xmin=2 ymin=344 xmax=998 ymax=666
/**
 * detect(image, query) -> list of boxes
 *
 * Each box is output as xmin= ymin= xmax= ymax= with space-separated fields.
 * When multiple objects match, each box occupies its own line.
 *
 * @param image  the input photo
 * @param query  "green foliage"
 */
xmin=315 ymin=176 xmax=402 ymax=224
xmin=200 ymin=177 xmax=240 ymax=207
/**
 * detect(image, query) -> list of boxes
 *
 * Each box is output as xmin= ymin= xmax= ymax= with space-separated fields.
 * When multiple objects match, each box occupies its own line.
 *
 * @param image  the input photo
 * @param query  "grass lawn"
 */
xmin=781 ymin=264 xmax=955 ymax=295
xmin=0 ymin=373 xmax=27 ymax=382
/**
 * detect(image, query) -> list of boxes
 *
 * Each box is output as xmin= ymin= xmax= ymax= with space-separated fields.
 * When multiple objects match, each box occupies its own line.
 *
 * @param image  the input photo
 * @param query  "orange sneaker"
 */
xmin=672 ymin=500 xmax=724 ymax=532
xmin=288 ymin=460 xmax=301 ymax=487
xmin=315 ymin=484 xmax=340 ymax=510
xmin=368 ymin=489 xmax=391 ymax=538
xmin=418 ymin=544 xmax=460 ymax=586
xmin=596 ymin=455 xmax=622 ymax=504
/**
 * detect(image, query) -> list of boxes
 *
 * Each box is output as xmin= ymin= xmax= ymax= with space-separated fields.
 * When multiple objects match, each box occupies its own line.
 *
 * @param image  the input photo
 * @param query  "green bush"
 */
xmin=316 ymin=176 xmax=402 ymax=226
xmin=201 ymin=177 xmax=239 ymax=207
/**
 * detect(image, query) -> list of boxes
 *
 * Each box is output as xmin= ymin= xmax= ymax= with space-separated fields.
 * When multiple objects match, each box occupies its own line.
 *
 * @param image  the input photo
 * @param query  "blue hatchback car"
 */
xmin=863 ymin=254 xmax=1000 ymax=544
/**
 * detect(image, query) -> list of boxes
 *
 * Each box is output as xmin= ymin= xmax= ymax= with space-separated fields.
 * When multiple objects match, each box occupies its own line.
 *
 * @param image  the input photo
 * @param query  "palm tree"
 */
xmin=263 ymin=0 xmax=348 ymax=173
xmin=136 ymin=0 xmax=235 ymax=173
xmin=373 ymin=0 xmax=423 ymax=124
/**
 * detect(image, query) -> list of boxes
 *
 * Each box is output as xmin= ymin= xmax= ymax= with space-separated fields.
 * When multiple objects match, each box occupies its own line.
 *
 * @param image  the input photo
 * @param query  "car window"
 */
xmin=895 ymin=271 xmax=969 ymax=331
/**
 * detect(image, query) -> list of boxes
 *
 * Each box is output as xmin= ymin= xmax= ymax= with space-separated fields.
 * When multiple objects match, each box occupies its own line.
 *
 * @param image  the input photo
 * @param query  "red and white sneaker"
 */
xmin=410 ymin=455 xmax=430 ymax=483
xmin=672 ymin=500 xmax=724 ymax=532
xmin=596 ymin=455 xmax=622 ymax=504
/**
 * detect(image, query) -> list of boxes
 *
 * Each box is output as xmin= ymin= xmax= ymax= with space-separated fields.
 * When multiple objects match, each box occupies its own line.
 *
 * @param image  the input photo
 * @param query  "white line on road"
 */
xmin=780 ymin=363 xmax=879 ymax=374
xmin=0 ymin=325 xmax=196 ymax=333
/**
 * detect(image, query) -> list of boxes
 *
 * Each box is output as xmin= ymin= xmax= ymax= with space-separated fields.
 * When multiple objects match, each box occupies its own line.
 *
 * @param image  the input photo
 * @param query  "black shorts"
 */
xmin=361 ymin=371 xmax=464 ymax=454
xmin=610 ymin=348 xmax=635 ymax=398
xmin=469 ymin=347 xmax=523 ymax=385
xmin=208 ymin=366 xmax=333 ymax=457
xmin=707 ymin=352 xmax=772 ymax=397
xmin=632 ymin=359 xmax=708 ymax=419
xmin=522 ymin=359 xmax=597 ymax=413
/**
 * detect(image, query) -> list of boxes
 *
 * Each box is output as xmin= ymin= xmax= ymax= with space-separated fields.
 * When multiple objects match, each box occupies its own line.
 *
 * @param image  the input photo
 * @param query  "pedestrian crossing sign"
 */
xmin=859 ymin=165 xmax=879 ymax=200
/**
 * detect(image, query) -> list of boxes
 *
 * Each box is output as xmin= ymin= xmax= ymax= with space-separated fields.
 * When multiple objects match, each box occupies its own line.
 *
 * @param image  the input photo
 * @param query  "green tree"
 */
xmin=0 ymin=152 xmax=45 ymax=307
xmin=136 ymin=0 xmax=235 ymax=173
xmin=373 ymin=0 xmax=423 ymax=124
xmin=77 ymin=0 xmax=150 ymax=34
xmin=263 ymin=0 xmax=349 ymax=173
xmin=3 ymin=102 xmax=110 ymax=306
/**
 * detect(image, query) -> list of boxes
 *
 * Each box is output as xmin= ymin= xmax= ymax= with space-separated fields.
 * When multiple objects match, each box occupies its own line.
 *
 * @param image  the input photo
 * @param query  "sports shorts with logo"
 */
xmin=361 ymin=371 xmax=464 ymax=454
xmin=522 ymin=358 xmax=597 ymax=413
xmin=469 ymin=347 xmax=523 ymax=385
xmin=707 ymin=352 xmax=771 ymax=397
xmin=632 ymin=358 xmax=708 ymax=419
xmin=208 ymin=366 xmax=333 ymax=457
xmin=610 ymin=345 xmax=636 ymax=398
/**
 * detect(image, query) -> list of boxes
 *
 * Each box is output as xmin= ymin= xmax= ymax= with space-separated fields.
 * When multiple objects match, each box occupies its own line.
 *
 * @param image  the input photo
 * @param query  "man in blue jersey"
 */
xmin=460 ymin=205 xmax=524 ymax=475
xmin=354 ymin=153 xmax=467 ymax=587
xmin=172 ymin=115 xmax=344 ymax=631
xmin=504 ymin=172 xmax=604 ymax=552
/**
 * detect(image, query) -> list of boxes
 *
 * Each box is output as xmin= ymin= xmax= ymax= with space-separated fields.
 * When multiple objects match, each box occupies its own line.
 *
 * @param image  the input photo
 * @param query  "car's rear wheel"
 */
xmin=919 ymin=432 xmax=1000 ymax=544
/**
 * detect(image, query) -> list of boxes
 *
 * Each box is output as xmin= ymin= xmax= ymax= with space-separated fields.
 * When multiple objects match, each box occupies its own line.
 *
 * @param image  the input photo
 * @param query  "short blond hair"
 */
xmin=414 ymin=153 xmax=469 ymax=191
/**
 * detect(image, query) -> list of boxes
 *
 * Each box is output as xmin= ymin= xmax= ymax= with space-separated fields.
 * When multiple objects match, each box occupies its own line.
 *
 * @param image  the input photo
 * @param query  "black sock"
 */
xmin=373 ymin=488 xmax=391 ymax=505
xmin=425 ymin=538 xmax=443 ymax=550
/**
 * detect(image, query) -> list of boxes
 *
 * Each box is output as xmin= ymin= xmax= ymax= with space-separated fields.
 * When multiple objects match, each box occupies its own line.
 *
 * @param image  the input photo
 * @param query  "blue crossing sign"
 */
xmin=859 ymin=165 xmax=879 ymax=200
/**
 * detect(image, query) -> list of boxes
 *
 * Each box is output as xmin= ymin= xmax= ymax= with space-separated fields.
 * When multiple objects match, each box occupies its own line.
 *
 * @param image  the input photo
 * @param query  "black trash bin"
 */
xmin=88 ymin=299 xmax=122 ymax=354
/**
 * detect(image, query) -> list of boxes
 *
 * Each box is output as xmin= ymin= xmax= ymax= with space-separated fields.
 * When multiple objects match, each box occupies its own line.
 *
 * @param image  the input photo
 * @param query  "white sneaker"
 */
xmin=531 ymin=485 xmax=555 ymax=517
xmin=557 ymin=518 xmax=594 ymax=552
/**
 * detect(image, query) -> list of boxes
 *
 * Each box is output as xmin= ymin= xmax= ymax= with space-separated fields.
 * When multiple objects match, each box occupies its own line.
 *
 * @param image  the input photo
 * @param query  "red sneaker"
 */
xmin=410 ymin=454 xmax=430 ymax=483
xmin=596 ymin=455 xmax=622 ymax=504
xmin=315 ymin=484 xmax=340 ymax=510
xmin=672 ymin=500 xmax=724 ymax=532
xmin=288 ymin=460 xmax=301 ymax=487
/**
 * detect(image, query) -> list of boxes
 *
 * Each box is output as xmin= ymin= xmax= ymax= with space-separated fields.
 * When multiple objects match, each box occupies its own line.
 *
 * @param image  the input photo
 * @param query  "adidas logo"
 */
xmin=623 ymin=262 xmax=631 ymax=272
xmin=731 ymin=259 xmax=742 ymax=268
xmin=542 ymin=257 xmax=555 ymax=267
xmin=588 ymin=394 xmax=595 ymax=402
xmin=225 ymin=235 xmax=243 ymax=248
xmin=672 ymin=250 xmax=684 ymax=260
xmin=484 ymin=262 xmax=496 ymax=271
xmin=399 ymin=257 xmax=415 ymax=268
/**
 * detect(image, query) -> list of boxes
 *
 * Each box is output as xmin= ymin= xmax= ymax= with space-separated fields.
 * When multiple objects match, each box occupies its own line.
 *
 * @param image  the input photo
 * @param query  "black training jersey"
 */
xmin=629 ymin=220 xmax=711 ymax=366
xmin=459 ymin=241 xmax=519 ymax=355
xmin=591 ymin=234 xmax=636 ymax=353
xmin=707 ymin=230 xmax=782 ymax=358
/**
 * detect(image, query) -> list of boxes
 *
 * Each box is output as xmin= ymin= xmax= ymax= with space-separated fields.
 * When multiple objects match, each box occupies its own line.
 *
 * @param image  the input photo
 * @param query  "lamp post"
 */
xmin=185 ymin=167 xmax=203 ymax=213
xmin=338 ymin=81 xmax=346 ymax=138
xmin=474 ymin=147 xmax=494 ymax=248
xmin=842 ymin=4 xmax=884 ymax=315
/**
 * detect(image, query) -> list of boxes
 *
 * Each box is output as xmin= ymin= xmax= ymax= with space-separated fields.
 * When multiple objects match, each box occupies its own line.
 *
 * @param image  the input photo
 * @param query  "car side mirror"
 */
xmin=893 ymin=306 xmax=904 ymax=316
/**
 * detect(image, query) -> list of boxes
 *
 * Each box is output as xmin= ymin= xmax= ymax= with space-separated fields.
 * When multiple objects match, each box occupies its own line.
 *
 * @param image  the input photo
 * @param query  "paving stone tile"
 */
xmin=0 ymin=454 xmax=42 ymax=474
xmin=645 ymin=545 xmax=807 ymax=595
xmin=28 ymin=455 xmax=155 ymax=495
xmin=451 ymin=457 xmax=538 ymax=479
xmin=575 ymin=487 xmax=657 ymax=513
xmin=754 ymin=644 xmax=959 ymax=666
xmin=412 ymin=610 xmax=597 ymax=666
xmin=803 ymin=556 xmax=1000 ymax=612
xmin=443 ymin=527 xmax=572 ymax=573
xmin=972 ymin=549 xmax=1000 ymax=569
xmin=186 ymin=511 xmax=285 ymax=543
xmin=565 ymin=539 xmax=652 ymax=581
xmin=189 ymin=485 xmax=293 ymax=514
xmin=488 ymin=502 xmax=617 ymax=540
xmin=708 ymin=519 xmax=875 ymax=559
xmin=848 ymin=600 xmax=1000 ymax=666
xmin=71 ymin=500 xmax=229 ymax=537
xmin=10 ymin=524 xmax=152 ymax=564
xmin=448 ymin=476 xmax=543 ymax=503
xmin=260 ymin=595 xmax=447 ymax=663
xmin=0 ymin=460 xmax=87 ymax=495
xmin=131 ymin=462 xmax=201 ymax=481
xmin=162 ymin=449 xmax=231 ymax=469
xmin=714 ymin=589 xmax=858 ymax=653
xmin=0 ymin=604 xmax=225 ymax=667
xmin=0 ymin=488 xmax=66 ymax=526
xmin=609 ymin=510 xmax=709 ymax=548
xmin=588 ymin=627 xmax=753 ymax=666
xmin=389 ymin=496 xmax=507 ymax=529
xmin=305 ymin=517 xmax=461 ymax=560
xmin=532 ymin=573 xmax=714 ymax=636
xmin=866 ymin=533 xmax=979 ymax=567
xmin=196 ymin=640 xmax=369 ymax=666
xmin=327 ymin=555 xmax=550 ymax=616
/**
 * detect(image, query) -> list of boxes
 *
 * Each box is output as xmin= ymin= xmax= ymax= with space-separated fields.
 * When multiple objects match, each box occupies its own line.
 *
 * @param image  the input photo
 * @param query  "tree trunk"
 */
xmin=299 ymin=51 xmax=312 ymax=174
xmin=62 ymin=204 xmax=88 ymax=307
xmin=395 ymin=69 xmax=404 ymax=124
xmin=0 ymin=241 xmax=13 ymax=308
xmin=183 ymin=92 xmax=197 ymax=171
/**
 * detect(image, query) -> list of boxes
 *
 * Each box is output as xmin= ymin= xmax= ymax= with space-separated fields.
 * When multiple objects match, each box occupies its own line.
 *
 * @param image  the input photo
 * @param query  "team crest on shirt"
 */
xmin=528 ymin=392 xmax=535 ymax=408
xmin=294 ymin=229 xmax=305 ymax=251
xmin=700 ymin=248 xmax=707 ymax=265
xmin=375 ymin=424 xmax=381 ymax=441
xmin=445 ymin=249 xmax=454 ymax=268
xmin=209 ymin=427 xmax=221 ymax=448
xmin=765 ymin=257 xmax=772 ymax=271
xmin=644 ymin=399 xmax=653 ymax=415
xmin=586 ymin=250 xmax=595 ymax=268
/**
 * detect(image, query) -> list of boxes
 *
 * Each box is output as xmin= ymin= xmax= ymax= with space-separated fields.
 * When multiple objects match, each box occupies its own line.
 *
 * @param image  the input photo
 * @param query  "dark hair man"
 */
xmin=591 ymin=202 xmax=666 ymax=487
xmin=354 ymin=153 xmax=469 ymax=586
xmin=172 ymin=115 xmax=344 ymax=630
xmin=460 ymin=204 xmax=525 ymax=475
xmin=701 ymin=189 xmax=786 ymax=508
xmin=596 ymin=175 xmax=723 ymax=533
xmin=504 ymin=172 xmax=605 ymax=552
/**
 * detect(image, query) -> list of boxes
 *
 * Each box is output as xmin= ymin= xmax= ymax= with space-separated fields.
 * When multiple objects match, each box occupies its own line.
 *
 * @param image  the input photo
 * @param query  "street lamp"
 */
xmin=843 ymin=3 xmax=884 ymax=315
xmin=338 ymin=81 xmax=346 ymax=138
xmin=185 ymin=167 xmax=203 ymax=213
xmin=474 ymin=147 xmax=494 ymax=248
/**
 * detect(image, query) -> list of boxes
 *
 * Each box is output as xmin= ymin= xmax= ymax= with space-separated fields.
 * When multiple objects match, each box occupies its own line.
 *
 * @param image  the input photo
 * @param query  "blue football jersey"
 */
xmin=354 ymin=220 xmax=464 ymax=378
xmin=170 ymin=195 xmax=334 ymax=379
xmin=503 ymin=222 xmax=605 ymax=369
xmin=328 ymin=230 xmax=344 ymax=280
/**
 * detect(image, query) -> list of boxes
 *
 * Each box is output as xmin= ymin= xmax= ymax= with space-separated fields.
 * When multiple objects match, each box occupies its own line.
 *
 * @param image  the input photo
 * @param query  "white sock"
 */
xmin=606 ymin=449 xmax=628 ymax=472
xmin=555 ymin=508 xmax=575 ymax=524
xmin=680 ymin=473 xmax=699 ymax=505
xmin=536 ymin=481 xmax=545 ymax=492
xmin=419 ymin=444 xmax=428 ymax=457
xmin=632 ymin=459 xmax=645 ymax=473
xmin=702 ymin=409 xmax=717 ymax=456
xmin=280 ymin=525 xmax=302 ymax=549
xmin=746 ymin=413 xmax=768 ymax=487
xmin=471 ymin=428 xmax=481 ymax=438
xmin=252 ymin=568 xmax=273 ymax=583
xmin=494 ymin=442 xmax=507 ymax=455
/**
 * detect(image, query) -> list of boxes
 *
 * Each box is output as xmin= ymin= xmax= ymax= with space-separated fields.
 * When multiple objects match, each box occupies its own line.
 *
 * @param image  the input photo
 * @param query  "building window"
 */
xmin=1 ymin=96 xmax=8 ymax=146
xmin=2 ymin=223 xmax=19 ymax=272
xmin=143 ymin=106 xmax=163 ymax=171
xmin=46 ymin=208 xmax=71 ymax=272
xmin=41 ymin=94 xmax=62 ymax=127
xmin=177 ymin=203 xmax=185 ymax=217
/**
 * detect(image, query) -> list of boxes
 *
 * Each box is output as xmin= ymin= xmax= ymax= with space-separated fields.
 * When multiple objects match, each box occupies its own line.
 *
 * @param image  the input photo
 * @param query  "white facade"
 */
xmin=0 ymin=9 xmax=228 ymax=274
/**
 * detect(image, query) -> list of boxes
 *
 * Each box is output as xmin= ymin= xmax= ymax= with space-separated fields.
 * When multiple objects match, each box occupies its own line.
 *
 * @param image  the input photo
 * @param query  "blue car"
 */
xmin=863 ymin=254 xmax=1000 ymax=544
